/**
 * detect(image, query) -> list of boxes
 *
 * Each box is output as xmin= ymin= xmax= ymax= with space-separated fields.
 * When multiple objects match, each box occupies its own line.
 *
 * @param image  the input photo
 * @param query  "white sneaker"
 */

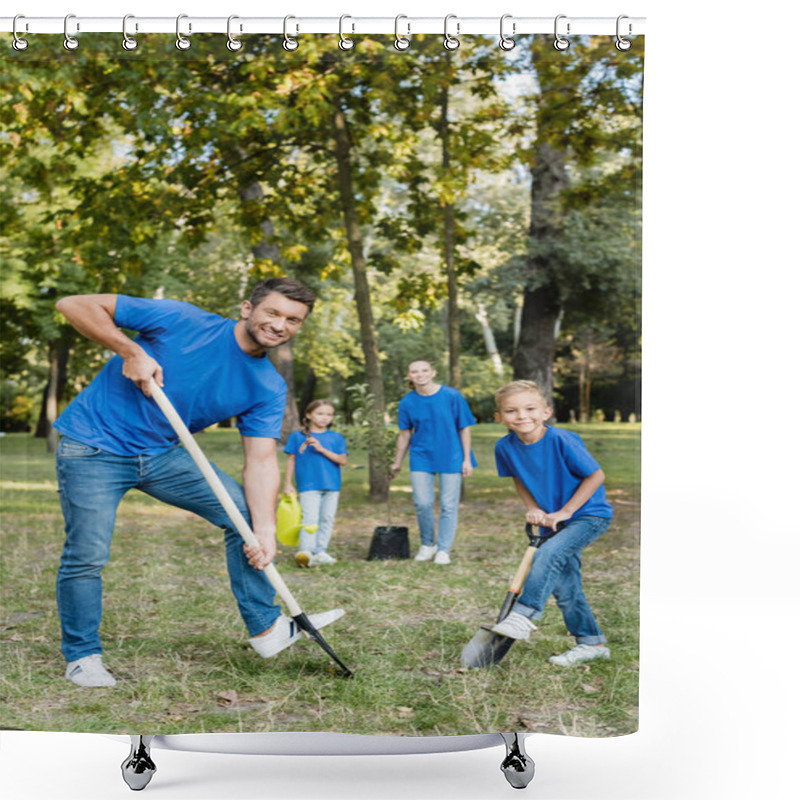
xmin=249 ymin=609 xmax=345 ymax=658
xmin=311 ymin=552 xmax=337 ymax=565
xmin=490 ymin=611 xmax=538 ymax=641
xmin=433 ymin=550 xmax=451 ymax=565
xmin=548 ymin=644 xmax=610 ymax=667
xmin=65 ymin=654 xmax=117 ymax=687
xmin=414 ymin=545 xmax=437 ymax=562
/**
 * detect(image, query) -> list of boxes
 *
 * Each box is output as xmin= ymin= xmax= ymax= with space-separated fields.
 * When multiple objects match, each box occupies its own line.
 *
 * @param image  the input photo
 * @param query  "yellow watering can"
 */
xmin=276 ymin=492 xmax=318 ymax=546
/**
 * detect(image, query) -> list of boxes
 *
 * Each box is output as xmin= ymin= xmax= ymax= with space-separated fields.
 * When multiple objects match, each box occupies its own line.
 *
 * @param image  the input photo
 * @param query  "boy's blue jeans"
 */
xmin=515 ymin=515 xmax=611 ymax=645
xmin=298 ymin=490 xmax=340 ymax=554
xmin=55 ymin=436 xmax=280 ymax=662
xmin=409 ymin=470 xmax=462 ymax=553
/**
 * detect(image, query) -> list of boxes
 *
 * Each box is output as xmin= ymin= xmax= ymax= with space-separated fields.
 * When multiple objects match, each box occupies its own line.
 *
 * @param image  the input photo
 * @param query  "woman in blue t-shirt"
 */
xmin=283 ymin=400 xmax=348 ymax=567
xmin=390 ymin=360 xmax=477 ymax=565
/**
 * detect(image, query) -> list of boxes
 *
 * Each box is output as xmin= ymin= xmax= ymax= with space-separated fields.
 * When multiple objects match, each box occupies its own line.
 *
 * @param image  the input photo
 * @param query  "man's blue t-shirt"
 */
xmin=494 ymin=427 xmax=613 ymax=525
xmin=284 ymin=430 xmax=348 ymax=492
xmin=54 ymin=296 xmax=287 ymax=455
xmin=397 ymin=385 xmax=477 ymax=474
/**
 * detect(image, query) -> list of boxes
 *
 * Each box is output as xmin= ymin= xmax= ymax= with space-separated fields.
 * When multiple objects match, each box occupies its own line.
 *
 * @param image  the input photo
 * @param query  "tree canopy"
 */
xmin=1 ymin=34 xmax=643 ymax=489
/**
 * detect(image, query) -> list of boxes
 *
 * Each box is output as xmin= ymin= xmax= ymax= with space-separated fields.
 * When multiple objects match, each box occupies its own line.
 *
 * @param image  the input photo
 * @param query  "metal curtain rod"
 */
xmin=1 ymin=16 xmax=646 ymax=36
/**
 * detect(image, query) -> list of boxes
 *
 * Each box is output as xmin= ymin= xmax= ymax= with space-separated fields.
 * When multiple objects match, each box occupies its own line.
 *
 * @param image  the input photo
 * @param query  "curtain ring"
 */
xmin=499 ymin=14 xmax=515 ymax=51
xmin=339 ymin=14 xmax=355 ymax=50
xmin=175 ymin=14 xmax=191 ymax=50
xmin=394 ymin=15 xmax=410 ymax=51
xmin=63 ymin=13 xmax=79 ymax=51
xmin=227 ymin=15 xmax=243 ymax=51
xmin=553 ymin=14 xmax=570 ymax=51
xmin=12 ymin=14 xmax=29 ymax=51
xmin=443 ymin=14 xmax=460 ymax=51
xmin=122 ymin=14 xmax=138 ymax=51
xmin=283 ymin=15 xmax=299 ymax=51
xmin=615 ymin=14 xmax=632 ymax=51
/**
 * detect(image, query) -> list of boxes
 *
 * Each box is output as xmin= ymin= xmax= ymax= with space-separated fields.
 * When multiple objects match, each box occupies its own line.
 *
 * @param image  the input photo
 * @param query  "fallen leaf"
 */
xmin=216 ymin=689 xmax=239 ymax=706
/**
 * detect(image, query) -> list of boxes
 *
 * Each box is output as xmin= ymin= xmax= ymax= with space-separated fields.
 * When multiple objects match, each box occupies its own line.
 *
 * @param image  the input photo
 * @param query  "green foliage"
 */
xmin=458 ymin=355 xmax=513 ymax=422
xmin=0 ymin=33 xmax=642 ymax=429
xmin=340 ymin=383 xmax=397 ymax=472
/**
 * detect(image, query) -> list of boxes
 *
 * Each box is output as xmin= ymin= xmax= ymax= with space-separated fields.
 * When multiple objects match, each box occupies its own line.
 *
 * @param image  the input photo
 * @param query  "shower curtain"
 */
xmin=1 ymin=21 xmax=643 ymax=743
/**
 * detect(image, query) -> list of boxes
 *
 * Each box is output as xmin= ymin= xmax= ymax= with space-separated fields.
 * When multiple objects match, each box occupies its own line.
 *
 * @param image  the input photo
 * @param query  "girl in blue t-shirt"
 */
xmin=390 ymin=360 xmax=477 ymax=565
xmin=283 ymin=400 xmax=348 ymax=567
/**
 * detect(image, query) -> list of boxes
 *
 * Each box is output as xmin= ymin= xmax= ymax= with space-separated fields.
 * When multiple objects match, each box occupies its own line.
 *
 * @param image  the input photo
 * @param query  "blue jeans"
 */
xmin=409 ymin=471 xmax=462 ymax=553
xmin=55 ymin=436 xmax=280 ymax=662
xmin=298 ymin=490 xmax=340 ymax=554
xmin=515 ymin=515 xmax=611 ymax=645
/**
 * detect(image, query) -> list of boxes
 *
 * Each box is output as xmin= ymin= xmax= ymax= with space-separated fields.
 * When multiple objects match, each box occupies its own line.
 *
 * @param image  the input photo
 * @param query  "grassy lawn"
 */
xmin=0 ymin=422 xmax=640 ymax=737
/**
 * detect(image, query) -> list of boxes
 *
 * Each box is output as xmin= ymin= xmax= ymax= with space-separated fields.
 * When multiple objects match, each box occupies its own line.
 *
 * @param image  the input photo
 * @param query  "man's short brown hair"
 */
xmin=249 ymin=277 xmax=316 ymax=314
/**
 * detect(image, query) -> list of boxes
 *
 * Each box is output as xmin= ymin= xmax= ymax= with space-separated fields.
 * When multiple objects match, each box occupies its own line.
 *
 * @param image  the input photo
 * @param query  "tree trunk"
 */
xmin=512 ymin=284 xmax=561 ymax=405
xmin=474 ymin=302 xmax=504 ymax=375
xmin=298 ymin=367 xmax=317 ymax=420
xmin=513 ymin=145 xmax=570 ymax=406
xmin=578 ymin=355 xmax=589 ymax=423
xmin=239 ymin=180 xmax=300 ymax=438
xmin=440 ymin=81 xmax=461 ymax=388
xmin=35 ymin=335 xmax=71 ymax=452
xmin=332 ymin=103 xmax=388 ymax=501
xmin=267 ymin=341 xmax=300 ymax=442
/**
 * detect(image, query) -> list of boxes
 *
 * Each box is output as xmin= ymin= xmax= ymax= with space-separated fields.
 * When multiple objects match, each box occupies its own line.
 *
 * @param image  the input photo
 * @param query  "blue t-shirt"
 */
xmin=54 ymin=296 xmax=287 ymax=455
xmin=397 ymin=385 xmax=477 ymax=474
xmin=494 ymin=427 xmax=613 ymax=526
xmin=284 ymin=429 xmax=348 ymax=492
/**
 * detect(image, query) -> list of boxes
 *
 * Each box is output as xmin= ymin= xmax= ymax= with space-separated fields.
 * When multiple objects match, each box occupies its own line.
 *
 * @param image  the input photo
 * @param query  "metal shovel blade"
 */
xmin=460 ymin=624 xmax=516 ymax=668
xmin=292 ymin=612 xmax=354 ymax=677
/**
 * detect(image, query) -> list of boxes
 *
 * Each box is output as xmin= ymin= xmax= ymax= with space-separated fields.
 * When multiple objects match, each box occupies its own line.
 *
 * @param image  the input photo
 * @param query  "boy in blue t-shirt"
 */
xmin=490 ymin=380 xmax=613 ymax=667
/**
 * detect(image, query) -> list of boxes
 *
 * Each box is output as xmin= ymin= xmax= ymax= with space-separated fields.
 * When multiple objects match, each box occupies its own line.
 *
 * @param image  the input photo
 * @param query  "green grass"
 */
xmin=0 ymin=422 xmax=640 ymax=737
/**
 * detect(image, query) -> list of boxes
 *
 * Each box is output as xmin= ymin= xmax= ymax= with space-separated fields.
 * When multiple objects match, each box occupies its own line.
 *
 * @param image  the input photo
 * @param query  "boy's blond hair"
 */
xmin=494 ymin=380 xmax=550 ymax=410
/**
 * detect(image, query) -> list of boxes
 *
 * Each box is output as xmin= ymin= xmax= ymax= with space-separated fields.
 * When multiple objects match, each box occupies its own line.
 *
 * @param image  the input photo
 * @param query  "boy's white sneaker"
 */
xmin=65 ymin=654 xmax=117 ymax=687
xmin=249 ymin=609 xmax=345 ymax=658
xmin=490 ymin=611 xmax=538 ymax=641
xmin=311 ymin=552 xmax=337 ymax=565
xmin=548 ymin=644 xmax=610 ymax=667
xmin=414 ymin=545 xmax=437 ymax=562
xmin=433 ymin=550 xmax=451 ymax=565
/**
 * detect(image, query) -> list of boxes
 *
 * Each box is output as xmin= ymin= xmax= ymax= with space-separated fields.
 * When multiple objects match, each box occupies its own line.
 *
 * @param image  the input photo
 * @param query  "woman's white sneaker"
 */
xmin=414 ymin=545 xmax=437 ymax=561
xmin=433 ymin=550 xmax=451 ymax=565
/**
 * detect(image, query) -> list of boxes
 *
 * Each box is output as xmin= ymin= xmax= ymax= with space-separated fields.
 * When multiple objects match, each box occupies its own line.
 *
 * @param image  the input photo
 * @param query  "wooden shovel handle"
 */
xmin=509 ymin=545 xmax=536 ymax=594
xmin=149 ymin=381 xmax=302 ymax=617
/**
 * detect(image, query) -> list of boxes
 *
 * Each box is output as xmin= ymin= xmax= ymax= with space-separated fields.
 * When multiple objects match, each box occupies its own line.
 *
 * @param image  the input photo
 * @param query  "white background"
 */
xmin=2 ymin=1 xmax=798 ymax=798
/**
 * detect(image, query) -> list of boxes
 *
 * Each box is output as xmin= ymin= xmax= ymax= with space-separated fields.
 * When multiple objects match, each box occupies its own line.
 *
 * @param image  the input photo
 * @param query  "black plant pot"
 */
xmin=367 ymin=525 xmax=410 ymax=560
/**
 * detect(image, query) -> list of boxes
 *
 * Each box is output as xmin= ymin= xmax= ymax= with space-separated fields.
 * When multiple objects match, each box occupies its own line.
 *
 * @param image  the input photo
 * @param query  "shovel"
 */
xmin=149 ymin=381 xmax=353 ymax=677
xmin=460 ymin=523 xmax=560 ymax=669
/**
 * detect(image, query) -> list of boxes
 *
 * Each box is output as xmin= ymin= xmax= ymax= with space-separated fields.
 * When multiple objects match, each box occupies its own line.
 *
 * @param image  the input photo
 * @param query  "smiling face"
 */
xmin=494 ymin=390 xmax=553 ymax=443
xmin=238 ymin=292 xmax=310 ymax=355
xmin=406 ymin=360 xmax=437 ymax=390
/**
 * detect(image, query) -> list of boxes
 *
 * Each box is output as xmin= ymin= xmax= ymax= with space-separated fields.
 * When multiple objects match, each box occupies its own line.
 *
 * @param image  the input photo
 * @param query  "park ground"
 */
xmin=0 ymin=422 xmax=639 ymax=738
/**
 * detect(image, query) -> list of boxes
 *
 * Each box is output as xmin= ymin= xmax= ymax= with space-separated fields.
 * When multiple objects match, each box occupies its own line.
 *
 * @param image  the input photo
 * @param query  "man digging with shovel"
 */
xmin=53 ymin=278 xmax=344 ymax=688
